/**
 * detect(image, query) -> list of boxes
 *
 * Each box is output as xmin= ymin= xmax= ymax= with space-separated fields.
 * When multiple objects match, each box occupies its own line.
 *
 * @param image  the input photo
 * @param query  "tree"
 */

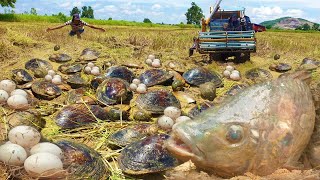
xmin=0 ymin=0 xmax=16 ymax=8
xmin=302 ymin=23 xmax=310 ymax=31
xmin=143 ymin=18 xmax=152 ymax=23
xmin=266 ymin=25 xmax=272 ymax=29
xmin=185 ymin=2 xmax=204 ymax=25
xmin=70 ymin=7 xmax=81 ymax=16
xmin=30 ymin=8 xmax=37 ymax=15
xmin=81 ymin=6 xmax=94 ymax=19
xmin=312 ymin=23 xmax=319 ymax=31
xmin=108 ymin=17 xmax=112 ymax=20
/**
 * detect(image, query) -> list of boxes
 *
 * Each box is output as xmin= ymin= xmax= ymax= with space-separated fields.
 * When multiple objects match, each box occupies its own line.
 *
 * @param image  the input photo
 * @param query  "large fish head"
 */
xmin=166 ymin=113 xmax=258 ymax=177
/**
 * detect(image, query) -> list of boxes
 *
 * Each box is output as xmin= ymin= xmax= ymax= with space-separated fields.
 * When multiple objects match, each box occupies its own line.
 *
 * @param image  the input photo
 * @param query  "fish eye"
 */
xmin=226 ymin=125 xmax=243 ymax=144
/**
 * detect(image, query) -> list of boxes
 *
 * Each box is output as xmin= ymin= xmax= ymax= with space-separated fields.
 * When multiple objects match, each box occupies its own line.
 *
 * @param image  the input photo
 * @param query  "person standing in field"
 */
xmin=46 ymin=14 xmax=105 ymax=39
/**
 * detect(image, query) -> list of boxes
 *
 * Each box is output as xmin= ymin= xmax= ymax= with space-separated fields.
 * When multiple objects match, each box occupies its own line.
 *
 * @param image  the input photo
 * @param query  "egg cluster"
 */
xmin=129 ymin=78 xmax=148 ymax=94
xmin=0 ymin=80 xmax=29 ymax=110
xmin=223 ymin=65 xmax=241 ymax=81
xmin=0 ymin=126 xmax=63 ymax=178
xmin=145 ymin=54 xmax=161 ymax=68
xmin=84 ymin=62 xmax=101 ymax=76
xmin=157 ymin=106 xmax=191 ymax=130
xmin=44 ymin=70 xmax=62 ymax=85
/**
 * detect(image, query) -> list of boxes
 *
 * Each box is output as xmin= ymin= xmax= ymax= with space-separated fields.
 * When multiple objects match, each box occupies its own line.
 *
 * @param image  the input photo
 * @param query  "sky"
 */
xmin=1 ymin=0 xmax=319 ymax=24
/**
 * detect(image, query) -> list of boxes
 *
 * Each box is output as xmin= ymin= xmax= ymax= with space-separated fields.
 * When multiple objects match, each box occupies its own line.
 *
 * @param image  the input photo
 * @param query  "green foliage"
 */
xmin=312 ymin=23 xmax=320 ymax=31
xmin=108 ymin=17 xmax=112 ymax=20
xmin=70 ymin=7 xmax=81 ymax=16
xmin=143 ymin=18 xmax=152 ymax=23
xmin=30 ymin=8 xmax=37 ymax=15
xmin=81 ymin=6 xmax=94 ymax=19
xmin=52 ymin=12 xmax=68 ymax=22
xmin=266 ymin=25 xmax=272 ymax=29
xmin=185 ymin=2 xmax=204 ymax=25
xmin=0 ymin=0 xmax=16 ymax=8
xmin=302 ymin=23 xmax=311 ymax=30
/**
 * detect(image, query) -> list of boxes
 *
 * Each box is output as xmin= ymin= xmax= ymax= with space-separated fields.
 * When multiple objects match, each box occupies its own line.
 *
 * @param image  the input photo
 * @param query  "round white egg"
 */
xmin=168 ymin=62 xmax=175 ymax=69
xmin=231 ymin=70 xmax=240 ymax=75
xmin=136 ymin=85 xmax=147 ymax=94
xmin=47 ymin=70 xmax=56 ymax=76
xmin=7 ymin=95 xmax=28 ymax=110
xmin=87 ymin=62 xmax=95 ymax=68
xmin=153 ymin=59 xmax=161 ymax=63
xmin=52 ymin=78 xmax=62 ymax=85
xmin=132 ymin=79 xmax=140 ymax=85
xmin=45 ymin=74 xmax=53 ymax=81
xmin=92 ymin=66 xmax=99 ymax=70
xmin=158 ymin=116 xmax=174 ymax=130
xmin=226 ymin=65 xmax=234 ymax=72
xmin=10 ymin=89 xmax=28 ymax=98
xmin=91 ymin=68 xmax=100 ymax=76
xmin=24 ymin=153 xmax=63 ymax=177
xmin=223 ymin=70 xmax=231 ymax=78
xmin=0 ymin=143 xmax=27 ymax=166
xmin=152 ymin=61 xmax=161 ymax=68
xmin=0 ymin=90 xmax=9 ymax=103
xmin=129 ymin=83 xmax=138 ymax=91
xmin=30 ymin=142 xmax=63 ymax=159
xmin=164 ymin=106 xmax=181 ymax=120
xmin=230 ymin=73 xmax=241 ymax=81
xmin=8 ymin=125 xmax=41 ymax=148
xmin=148 ymin=54 xmax=155 ymax=60
xmin=84 ymin=66 xmax=92 ymax=74
xmin=175 ymin=116 xmax=192 ymax=124
xmin=145 ymin=59 xmax=153 ymax=65
xmin=53 ymin=75 xmax=61 ymax=79
xmin=0 ymin=79 xmax=16 ymax=93
xmin=138 ymin=83 xmax=147 ymax=89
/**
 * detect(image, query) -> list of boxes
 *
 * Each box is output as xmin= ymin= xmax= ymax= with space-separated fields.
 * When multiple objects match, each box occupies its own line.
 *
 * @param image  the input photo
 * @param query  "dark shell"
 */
xmin=25 ymin=58 xmax=53 ymax=72
xmin=6 ymin=110 xmax=45 ymax=131
xmin=139 ymin=69 xmax=173 ymax=87
xmin=56 ymin=140 xmax=108 ymax=179
xmin=118 ymin=134 xmax=179 ymax=175
xmin=106 ymin=107 xmax=129 ymax=121
xmin=11 ymin=69 xmax=33 ymax=85
xmin=108 ymin=124 xmax=155 ymax=148
xmin=91 ymin=76 xmax=107 ymax=89
xmin=188 ymin=102 xmax=214 ymax=119
xmin=55 ymin=104 xmax=108 ymax=129
xmin=133 ymin=110 xmax=152 ymax=121
xmin=105 ymin=66 xmax=134 ymax=83
xmin=224 ymin=84 xmax=248 ymax=96
xmin=65 ymin=88 xmax=86 ymax=104
xmin=67 ymin=73 xmax=88 ymax=89
xmin=49 ymin=53 xmax=72 ymax=63
xmin=96 ymin=78 xmax=131 ymax=105
xmin=269 ymin=63 xmax=292 ymax=73
xmin=31 ymin=80 xmax=62 ymax=100
xmin=136 ymin=90 xmax=181 ymax=114
xmin=171 ymin=80 xmax=184 ymax=91
xmin=245 ymin=68 xmax=273 ymax=83
xmin=81 ymin=48 xmax=100 ymax=57
xmin=54 ymin=45 xmax=60 ymax=51
xmin=274 ymin=54 xmax=280 ymax=60
xmin=58 ymin=63 xmax=83 ymax=74
xmin=301 ymin=58 xmax=320 ymax=66
xmin=199 ymin=82 xmax=216 ymax=101
xmin=183 ymin=67 xmax=222 ymax=87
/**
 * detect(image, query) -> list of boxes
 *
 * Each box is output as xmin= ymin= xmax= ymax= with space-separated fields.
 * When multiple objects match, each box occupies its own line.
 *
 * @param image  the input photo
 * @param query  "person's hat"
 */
xmin=73 ymin=14 xmax=80 ymax=20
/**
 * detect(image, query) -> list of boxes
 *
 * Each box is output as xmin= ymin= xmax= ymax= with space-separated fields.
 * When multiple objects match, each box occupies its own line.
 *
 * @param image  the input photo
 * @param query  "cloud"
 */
xmin=96 ymin=5 xmax=118 ymax=13
xmin=151 ymin=4 xmax=161 ymax=10
xmin=249 ymin=6 xmax=304 ymax=23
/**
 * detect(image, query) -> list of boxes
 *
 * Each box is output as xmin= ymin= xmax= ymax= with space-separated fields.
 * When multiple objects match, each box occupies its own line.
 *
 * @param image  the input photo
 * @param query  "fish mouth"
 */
xmin=166 ymin=127 xmax=202 ymax=160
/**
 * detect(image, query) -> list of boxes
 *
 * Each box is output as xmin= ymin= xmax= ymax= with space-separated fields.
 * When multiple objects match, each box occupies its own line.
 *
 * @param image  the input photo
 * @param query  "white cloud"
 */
xmin=151 ymin=4 xmax=161 ymax=10
xmin=249 ymin=6 xmax=304 ymax=23
xmin=96 ymin=5 xmax=118 ymax=13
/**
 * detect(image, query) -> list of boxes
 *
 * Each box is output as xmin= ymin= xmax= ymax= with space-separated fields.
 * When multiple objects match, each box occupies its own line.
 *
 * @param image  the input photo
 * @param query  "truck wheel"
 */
xmin=210 ymin=53 xmax=227 ymax=61
xmin=235 ymin=53 xmax=250 ymax=63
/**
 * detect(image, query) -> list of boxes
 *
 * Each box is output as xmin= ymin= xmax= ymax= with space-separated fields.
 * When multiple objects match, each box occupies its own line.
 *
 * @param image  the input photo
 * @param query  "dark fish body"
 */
xmin=166 ymin=75 xmax=315 ymax=177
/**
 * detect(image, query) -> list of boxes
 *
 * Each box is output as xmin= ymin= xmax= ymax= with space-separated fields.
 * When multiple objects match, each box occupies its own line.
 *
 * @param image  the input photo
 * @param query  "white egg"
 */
xmin=152 ymin=61 xmax=161 ymax=68
xmin=92 ymin=66 xmax=100 ymax=70
xmin=175 ymin=116 xmax=192 ymax=124
xmin=157 ymin=115 xmax=174 ymax=130
xmin=84 ymin=66 xmax=92 ymax=74
xmin=30 ymin=142 xmax=63 ymax=159
xmin=132 ymin=79 xmax=141 ymax=85
xmin=7 ymin=95 xmax=28 ymax=110
xmin=0 ymin=79 xmax=16 ymax=93
xmin=226 ymin=65 xmax=234 ymax=72
xmin=230 ymin=73 xmax=241 ymax=81
xmin=53 ymin=75 xmax=61 ymax=80
xmin=87 ymin=62 xmax=95 ymax=68
xmin=223 ymin=70 xmax=231 ymax=78
xmin=145 ymin=59 xmax=153 ymax=65
xmin=0 ymin=90 xmax=9 ymax=103
xmin=0 ymin=143 xmax=27 ymax=166
xmin=148 ymin=54 xmax=155 ymax=60
xmin=47 ymin=70 xmax=56 ymax=76
xmin=52 ymin=78 xmax=62 ymax=85
xmin=138 ymin=83 xmax=147 ymax=89
xmin=10 ymin=89 xmax=28 ymax=98
xmin=91 ymin=68 xmax=100 ymax=76
xmin=45 ymin=74 xmax=53 ymax=81
xmin=231 ymin=70 xmax=240 ymax=75
xmin=164 ymin=106 xmax=181 ymax=120
xmin=136 ymin=85 xmax=147 ymax=94
xmin=168 ymin=62 xmax=176 ymax=69
xmin=24 ymin=153 xmax=63 ymax=177
xmin=129 ymin=83 xmax=138 ymax=91
xmin=8 ymin=126 xmax=41 ymax=148
xmin=153 ymin=59 xmax=161 ymax=63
